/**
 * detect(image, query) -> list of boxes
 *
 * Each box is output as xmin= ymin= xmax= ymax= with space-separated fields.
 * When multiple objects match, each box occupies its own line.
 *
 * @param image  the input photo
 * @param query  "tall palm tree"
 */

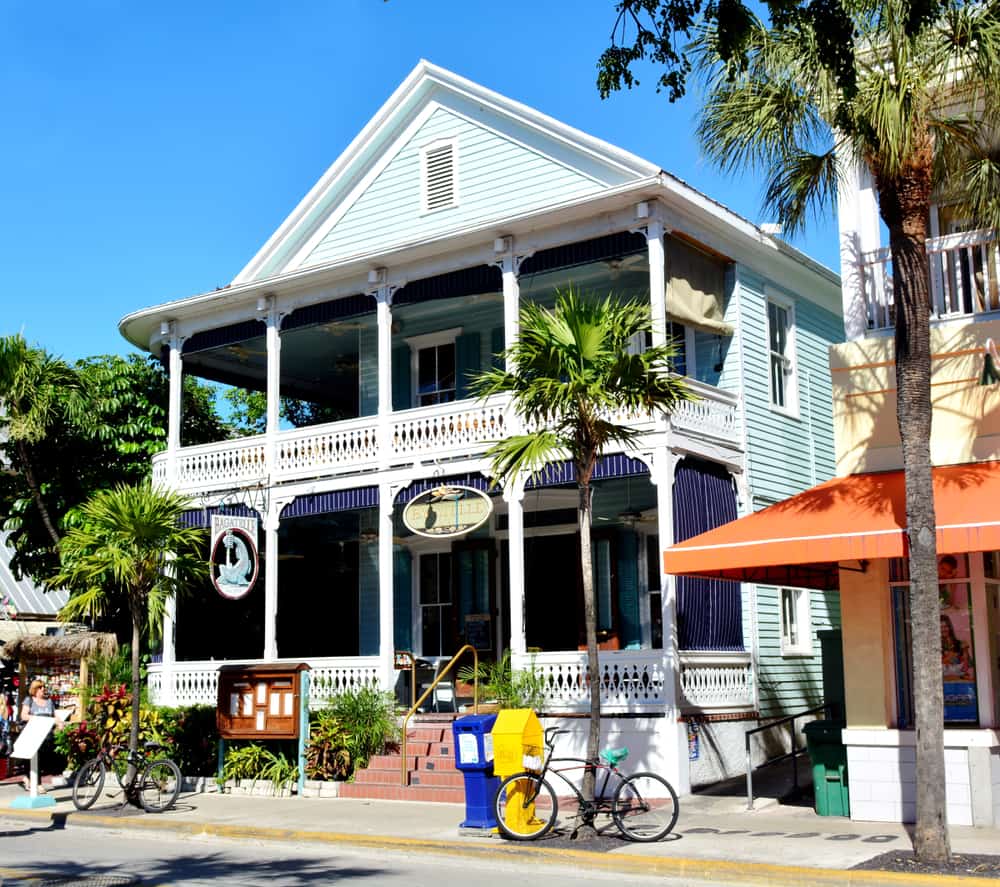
xmin=54 ymin=482 xmax=207 ymax=769
xmin=0 ymin=334 xmax=87 ymax=546
xmin=473 ymin=289 xmax=692 ymax=801
xmin=693 ymin=0 xmax=1000 ymax=860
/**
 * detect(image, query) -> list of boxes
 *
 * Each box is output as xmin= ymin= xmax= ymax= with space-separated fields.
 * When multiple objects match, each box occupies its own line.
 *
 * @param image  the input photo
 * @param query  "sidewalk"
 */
xmin=0 ymin=770 xmax=997 ymax=886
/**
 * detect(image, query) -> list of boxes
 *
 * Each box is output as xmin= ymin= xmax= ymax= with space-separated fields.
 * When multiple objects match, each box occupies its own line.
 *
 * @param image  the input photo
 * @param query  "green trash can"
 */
xmin=803 ymin=720 xmax=850 ymax=817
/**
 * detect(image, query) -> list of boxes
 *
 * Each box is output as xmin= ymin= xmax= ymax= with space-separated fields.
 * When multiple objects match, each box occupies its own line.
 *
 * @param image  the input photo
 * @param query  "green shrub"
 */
xmin=154 ymin=705 xmax=218 ymax=775
xmin=305 ymin=710 xmax=352 ymax=781
xmin=459 ymin=650 xmax=546 ymax=710
xmin=222 ymin=742 xmax=297 ymax=793
xmin=327 ymin=687 xmax=399 ymax=771
xmin=52 ymin=722 xmax=99 ymax=771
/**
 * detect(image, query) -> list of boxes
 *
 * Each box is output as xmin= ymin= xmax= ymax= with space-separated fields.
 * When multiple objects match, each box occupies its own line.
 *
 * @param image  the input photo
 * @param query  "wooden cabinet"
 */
xmin=216 ymin=663 xmax=308 ymax=740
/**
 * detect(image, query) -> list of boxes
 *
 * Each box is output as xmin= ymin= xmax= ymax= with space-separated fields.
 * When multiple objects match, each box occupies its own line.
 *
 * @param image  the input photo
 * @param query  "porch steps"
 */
xmin=339 ymin=716 xmax=467 ymax=803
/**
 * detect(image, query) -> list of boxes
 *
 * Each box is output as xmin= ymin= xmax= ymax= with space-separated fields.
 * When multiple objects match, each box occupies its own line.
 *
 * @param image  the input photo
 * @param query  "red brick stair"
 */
xmin=339 ymin=715 xmax=467 ymax=803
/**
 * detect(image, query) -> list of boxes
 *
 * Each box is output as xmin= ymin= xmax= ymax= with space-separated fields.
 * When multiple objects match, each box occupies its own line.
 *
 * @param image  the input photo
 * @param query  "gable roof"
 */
xmin=232 ymin=60 xmax=660 ymax=285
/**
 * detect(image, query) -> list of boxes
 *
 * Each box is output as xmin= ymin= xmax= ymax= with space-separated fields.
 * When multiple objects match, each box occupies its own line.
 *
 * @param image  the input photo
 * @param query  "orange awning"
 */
xmin=663 ymin=461 xmax=1000 ymax=589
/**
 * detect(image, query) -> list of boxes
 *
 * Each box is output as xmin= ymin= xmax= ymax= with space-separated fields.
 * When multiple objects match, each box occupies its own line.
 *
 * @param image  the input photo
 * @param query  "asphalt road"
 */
xmin=0 ymin=816 xmax=709 ymax=887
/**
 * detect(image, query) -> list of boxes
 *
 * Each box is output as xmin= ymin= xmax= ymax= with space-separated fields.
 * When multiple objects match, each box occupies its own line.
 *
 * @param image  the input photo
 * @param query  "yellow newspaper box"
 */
xmin=491 ymin=709 xmax=544 ymax=835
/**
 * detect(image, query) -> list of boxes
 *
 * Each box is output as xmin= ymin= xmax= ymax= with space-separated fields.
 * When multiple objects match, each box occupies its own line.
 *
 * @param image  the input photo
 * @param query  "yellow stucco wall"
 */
xmin=839 ymin=559 xmax=895 ymax=728
xmin=830 ymin=317 xmax=1000 ymax=475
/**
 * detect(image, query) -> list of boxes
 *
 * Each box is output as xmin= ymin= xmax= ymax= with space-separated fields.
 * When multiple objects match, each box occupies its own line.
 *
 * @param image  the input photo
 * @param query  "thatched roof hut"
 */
xmin=0 ymin=632 xmax=118 ymax=662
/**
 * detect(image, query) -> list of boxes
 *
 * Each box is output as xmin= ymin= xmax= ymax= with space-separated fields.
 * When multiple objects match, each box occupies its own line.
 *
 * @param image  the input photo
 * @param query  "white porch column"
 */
xmin=374 ymin=279 xmax=394 ymax=467
xmin=165 ymin=327 xmax=183 ymax=484
xmin=263 ymin=502 xmax=281 ymax=661
xmin=377 ymin=483 xmax=396 ymax=690
xmin=650 ymin=447 xmax=689 ymax=795
xmin=262 ymin=296 xmax=282 ymax=475
xmin=495 ymin=238 xmax=521 ymax=371
xmin=504 ymin=480 xmax=527 ymax=655
xmin=644 ymin=210 xmax=668 ymax=348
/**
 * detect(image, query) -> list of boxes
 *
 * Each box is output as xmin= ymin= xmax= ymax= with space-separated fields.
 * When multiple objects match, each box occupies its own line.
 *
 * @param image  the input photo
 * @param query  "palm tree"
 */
xmin=54 ymin=482 xmax=207 ymax=770
xmin=473 ymin=289 xmax=692 ymax=801
xmin=0 ymin=334 xmax=87 ymax=546
xmin=692 ymin=0 xmax=1000 ymax=860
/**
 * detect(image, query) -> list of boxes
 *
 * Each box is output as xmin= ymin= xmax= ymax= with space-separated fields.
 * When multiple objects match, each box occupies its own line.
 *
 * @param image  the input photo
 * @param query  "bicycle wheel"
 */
xmin=493 ymin=772 xmax=558 ymax=840
xmin=612 ymin=772 xmax=679 ymax=842
xmin=111 ymin=750 xmax=130 ymax=789
xmin=139 ymin=759 xmax=181 ymax=813
xmin=72 ymin=759 xmax=106 ymax=811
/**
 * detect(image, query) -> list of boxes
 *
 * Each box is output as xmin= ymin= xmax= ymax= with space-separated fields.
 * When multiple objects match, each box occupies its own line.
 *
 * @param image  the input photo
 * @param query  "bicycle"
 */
xmin=493 ymin=726 xmax=679 ymax=842
xmin=72 ymin=742 xmax=181 ymax=814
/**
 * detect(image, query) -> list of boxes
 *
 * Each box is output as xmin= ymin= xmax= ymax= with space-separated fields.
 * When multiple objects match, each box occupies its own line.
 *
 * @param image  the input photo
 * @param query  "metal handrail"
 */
xmin=744 ymin=703 xmax=833 ymax=809
xmin=400 ymin=645 xmax=479 ymax=786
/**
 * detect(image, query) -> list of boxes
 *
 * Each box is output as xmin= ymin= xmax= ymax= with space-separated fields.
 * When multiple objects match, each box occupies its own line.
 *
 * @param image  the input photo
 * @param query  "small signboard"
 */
xmin=402 ymin=486 xmax=493 ymax=539
xmin=217 ymin=663 xmax=307 ymax=740
xmin=12 ymin=716 xmax=55 ymax=760
xmin=464 ymin=614 xmax=492 ymax=652
xmin=210 ymin=515 xmax=260 ymax=600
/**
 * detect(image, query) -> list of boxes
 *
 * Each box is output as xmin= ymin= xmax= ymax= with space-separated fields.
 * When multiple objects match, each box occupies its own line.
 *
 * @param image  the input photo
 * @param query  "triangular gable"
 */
xmin=234 ymin=61 xmax=658 ymax=284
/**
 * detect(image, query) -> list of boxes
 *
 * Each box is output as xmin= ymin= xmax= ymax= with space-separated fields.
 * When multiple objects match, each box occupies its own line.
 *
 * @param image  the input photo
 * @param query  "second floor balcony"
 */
xmin=861 ymin=227 xmax=1000 ymax=332
xmin=152 ymin=379 xmax=742 ymax=494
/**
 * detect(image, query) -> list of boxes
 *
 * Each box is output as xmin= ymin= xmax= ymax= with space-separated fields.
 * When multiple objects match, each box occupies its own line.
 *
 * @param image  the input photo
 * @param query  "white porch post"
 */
xmin=836 ymin=153 xmax=881 ymax=339
xmin=651 ymin=447 xmax=689 ymax=794
xmin=263 ymin=502 xmax=281 ymax=661
xmin=374 ymin=277 xmax=394 ymax=467
xmin=161 ymin=326 xmax=182 ymax=696
xmin=263 ymin=296 xmax=281 ymax=474
xmin=504 ymin=480 xmax=527 ymax=655
xmin=644 ymin=208 xmax=668 ymax=348
xmin=496 ymin=238 xmax=521 ymax=370
xmin=378 ymin=482 xmax=396 ymax=690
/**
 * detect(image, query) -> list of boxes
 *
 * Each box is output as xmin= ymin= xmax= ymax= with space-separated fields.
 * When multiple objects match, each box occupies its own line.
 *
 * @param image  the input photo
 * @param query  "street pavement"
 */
xmin=0 ymin=773 xmax=997 ymax=886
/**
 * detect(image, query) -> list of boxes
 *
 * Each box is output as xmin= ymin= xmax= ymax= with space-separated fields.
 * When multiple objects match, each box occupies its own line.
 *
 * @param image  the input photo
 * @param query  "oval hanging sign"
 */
xmin=402 ymin=485 xmax=493 ymax=539
xmin=210 ymin=520 xmax=260 ymax=600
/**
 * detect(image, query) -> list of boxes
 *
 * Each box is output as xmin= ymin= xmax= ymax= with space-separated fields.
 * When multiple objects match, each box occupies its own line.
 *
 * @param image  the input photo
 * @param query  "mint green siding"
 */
xmin=301 ymin=106 xmax=603 ymax=271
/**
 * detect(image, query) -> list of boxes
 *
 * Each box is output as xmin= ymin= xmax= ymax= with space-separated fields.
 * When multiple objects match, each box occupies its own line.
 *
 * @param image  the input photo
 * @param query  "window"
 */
xmin=780 ymin=587 xmax=812 ymax=655
xmin=767 ymin=298 xmax=796 ymax=412
xmin=626 ymin=322 xmax=688 ymax=376
xmin=419 ymin=552 xmax=453 ymax=657
xmin=406 ymin=328 xmax=461 ymax=407
xmin=421 ymin=139 xmax=457 ymax=212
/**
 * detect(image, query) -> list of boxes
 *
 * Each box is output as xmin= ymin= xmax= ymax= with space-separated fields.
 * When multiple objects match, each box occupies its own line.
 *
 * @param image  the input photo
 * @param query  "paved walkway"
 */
xmin=0 ymin=770 xmax=997 ymax=886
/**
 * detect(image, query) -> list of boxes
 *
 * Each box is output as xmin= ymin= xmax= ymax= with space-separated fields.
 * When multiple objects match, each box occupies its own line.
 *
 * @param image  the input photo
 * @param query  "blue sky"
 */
xmin=1 ymin=0 xmax=840 ymax=363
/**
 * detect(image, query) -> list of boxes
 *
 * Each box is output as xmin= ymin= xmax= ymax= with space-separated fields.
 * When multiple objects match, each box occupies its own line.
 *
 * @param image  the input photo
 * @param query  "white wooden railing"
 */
xmin=678 ymin=651 xmax=755 ymax=712
xmin=152 ymin=382 xmax=743 ymax=494
xmin=147 ymin=657 xmax=381 ymax=709
xmin=861 ymin=227 xmax=1000 ymax=332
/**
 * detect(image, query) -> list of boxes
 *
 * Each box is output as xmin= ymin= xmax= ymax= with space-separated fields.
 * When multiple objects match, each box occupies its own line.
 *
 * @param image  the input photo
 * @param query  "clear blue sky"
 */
xmin=1 ymin=0 xmax=840 ymax=363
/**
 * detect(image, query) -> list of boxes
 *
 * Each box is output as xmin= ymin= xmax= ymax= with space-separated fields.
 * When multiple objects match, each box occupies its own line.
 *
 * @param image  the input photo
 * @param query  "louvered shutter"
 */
xmin=423 ymin=142 xmax=456 ymax=211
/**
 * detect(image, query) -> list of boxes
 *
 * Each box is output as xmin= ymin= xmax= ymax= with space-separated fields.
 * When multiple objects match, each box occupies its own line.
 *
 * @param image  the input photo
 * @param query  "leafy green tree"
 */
xmin=599 ymin=0 xmax=1000 ymax=861
xmin=0 ymin=334 xmax=87 ymax=546
xmin=55 ymin=482 xmax=208 ymax=769
xmin=473 ymin=290 xmax=690 ymax=802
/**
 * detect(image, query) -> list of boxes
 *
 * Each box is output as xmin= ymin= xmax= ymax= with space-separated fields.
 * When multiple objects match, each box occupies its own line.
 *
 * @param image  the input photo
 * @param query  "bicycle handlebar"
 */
xmin=544 ymin=727 xmax=570 ymax=747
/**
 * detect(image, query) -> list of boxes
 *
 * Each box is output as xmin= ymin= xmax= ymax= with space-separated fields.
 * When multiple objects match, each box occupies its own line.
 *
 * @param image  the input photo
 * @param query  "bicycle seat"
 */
xmin=600 ymin=747 xmax=629 ymax=766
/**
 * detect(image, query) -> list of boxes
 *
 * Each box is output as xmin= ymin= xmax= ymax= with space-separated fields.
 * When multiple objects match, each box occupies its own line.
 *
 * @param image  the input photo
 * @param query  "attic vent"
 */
xmin=422 ymin=140 xmax=457 ymax=212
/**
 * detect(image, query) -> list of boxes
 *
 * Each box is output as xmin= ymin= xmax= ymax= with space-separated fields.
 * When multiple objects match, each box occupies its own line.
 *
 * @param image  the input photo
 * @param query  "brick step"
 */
xmin=406 ymin=727 xmax=450 ymax=742
xmin=354 ymin=767 xmax=465 ymax=788
xmin=338 ymin=782 xmax=464 ymax=803
xmin=367 ymin=753 xmax=457 ymax=772
xmin=394 ymin=740 xmax=453 ymax=757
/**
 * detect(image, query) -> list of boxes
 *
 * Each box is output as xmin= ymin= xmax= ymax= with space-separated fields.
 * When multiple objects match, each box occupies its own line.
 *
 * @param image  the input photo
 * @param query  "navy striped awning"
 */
xmin=179 ymin=504 xmax=260 ymax=529
xmin=182 ymin=320 xmax=266 ymax=355
xmin=525 ymin=455 xmax=649 ymax=489
xmin=519 ymin=231 xmax=646 ymax=277
xmin=282 ymin=294 xmax=373 ymax=332
xmin=280 ymin=486 xmax=379 ymax=519
xmin=395 ymin=265 xmax=501 ymax=307
xmin=395 ymin=474 xmax=492 ymax=505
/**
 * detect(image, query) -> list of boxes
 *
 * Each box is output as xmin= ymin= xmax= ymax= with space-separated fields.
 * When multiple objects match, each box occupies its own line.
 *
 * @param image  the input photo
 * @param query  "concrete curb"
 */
xmin=1 ymin=806 xmax=993 ymax=887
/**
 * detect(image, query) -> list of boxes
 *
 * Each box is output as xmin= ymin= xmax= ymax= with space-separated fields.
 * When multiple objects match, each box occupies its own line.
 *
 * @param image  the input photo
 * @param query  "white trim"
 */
xmin=779 ymin=587 xmax=813 ymax=656
xmin=403 ymin=327 xmax=463 ymax=351
xmin=765 ymin=290 xmax=798 ymax=417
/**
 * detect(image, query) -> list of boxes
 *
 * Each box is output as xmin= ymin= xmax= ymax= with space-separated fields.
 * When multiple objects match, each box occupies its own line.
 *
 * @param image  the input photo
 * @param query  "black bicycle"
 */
xmin=72 ymin=742 xmax=181 ymax=813
xmin=493 ymin=726 xmax=679 ymax=842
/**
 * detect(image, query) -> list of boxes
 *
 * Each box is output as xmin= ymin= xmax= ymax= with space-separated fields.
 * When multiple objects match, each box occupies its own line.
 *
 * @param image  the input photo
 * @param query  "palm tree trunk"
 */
xmin=578 ymin=480 xmax=601 ymax=804
xmin=879 ymin=152 xmax=950 ymax=863
xmin=16 ymin=440 xmax=61 ymax=547
xmin=128 ymin=606 xmax=142 ymax=784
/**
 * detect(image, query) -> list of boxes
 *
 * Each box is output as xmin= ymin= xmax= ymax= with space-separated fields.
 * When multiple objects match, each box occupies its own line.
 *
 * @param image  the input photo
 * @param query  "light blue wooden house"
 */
xmin=120 ymin=61 xmax=843 ymax=793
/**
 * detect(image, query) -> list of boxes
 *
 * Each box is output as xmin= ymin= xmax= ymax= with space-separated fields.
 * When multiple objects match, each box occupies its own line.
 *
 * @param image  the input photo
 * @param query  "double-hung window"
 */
xmin=780 ymin=587 xmax=812 ymax=655
xmin=407 ymin=328 xmax=461 ymax=407
xmin=767 ymin=297 xmax=797 ymax=412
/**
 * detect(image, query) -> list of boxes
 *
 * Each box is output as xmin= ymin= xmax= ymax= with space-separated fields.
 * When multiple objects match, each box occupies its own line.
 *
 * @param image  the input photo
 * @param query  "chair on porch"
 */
xmin=417 ymin=658 xmax=456 ymax=713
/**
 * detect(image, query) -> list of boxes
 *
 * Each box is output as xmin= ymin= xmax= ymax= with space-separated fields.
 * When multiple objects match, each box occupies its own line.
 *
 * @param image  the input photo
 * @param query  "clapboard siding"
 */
xmin=300 ymin=107 xmax=602 ymax=270
xmin=756 ymin=586 xmax=842 ymax=718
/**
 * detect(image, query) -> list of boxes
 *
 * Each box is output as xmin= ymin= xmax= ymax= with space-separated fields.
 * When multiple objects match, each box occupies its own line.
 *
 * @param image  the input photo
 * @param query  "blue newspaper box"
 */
xmin=452 ymin=713 xmax=499 ymax=829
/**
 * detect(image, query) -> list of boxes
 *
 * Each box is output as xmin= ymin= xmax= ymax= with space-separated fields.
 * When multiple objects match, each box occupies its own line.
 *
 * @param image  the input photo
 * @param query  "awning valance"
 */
xmin=663 ymin=461 xmax=1000 ymax=590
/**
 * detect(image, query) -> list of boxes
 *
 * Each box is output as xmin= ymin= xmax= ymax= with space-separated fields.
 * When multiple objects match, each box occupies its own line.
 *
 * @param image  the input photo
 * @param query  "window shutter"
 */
xmin=424 ymin=143 xmax=456 ymax=211
xmin=455 ymin=331 xmax=481 ymax=399
xmin=393 ymin=547 xmax=412 ymax=653
xmin=392 ymin=345 xmax=412 ymax=411
xmin=491 ymin=327 xmax=505 ymax=370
